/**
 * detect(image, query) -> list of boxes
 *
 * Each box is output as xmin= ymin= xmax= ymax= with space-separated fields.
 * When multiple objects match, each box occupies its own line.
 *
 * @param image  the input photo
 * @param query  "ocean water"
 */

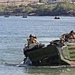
xmin=0 ymin=16 xmax=75 ymax=75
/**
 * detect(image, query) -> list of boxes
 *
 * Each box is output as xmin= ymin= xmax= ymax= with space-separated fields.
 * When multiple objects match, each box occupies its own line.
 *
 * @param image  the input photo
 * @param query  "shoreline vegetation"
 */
xmin=0 ymin=2 xmax=75 ymax=16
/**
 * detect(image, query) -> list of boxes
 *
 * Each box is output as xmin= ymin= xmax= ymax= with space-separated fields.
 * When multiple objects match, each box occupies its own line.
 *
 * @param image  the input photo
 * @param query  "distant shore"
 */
xmin=0 ymin=2 xmax=75 ymax=16
xmin=0 ymin=12 xmax=75 ymax=17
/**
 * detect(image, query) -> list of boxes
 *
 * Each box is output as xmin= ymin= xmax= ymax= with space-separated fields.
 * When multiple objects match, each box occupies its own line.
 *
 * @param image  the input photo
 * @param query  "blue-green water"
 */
xmin=0 ymin=16 xmax=75 ymax=75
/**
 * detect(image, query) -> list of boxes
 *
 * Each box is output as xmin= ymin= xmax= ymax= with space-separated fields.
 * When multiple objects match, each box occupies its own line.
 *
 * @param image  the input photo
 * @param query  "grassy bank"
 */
xmin=0 ymin=2 xmax=75 ymax=16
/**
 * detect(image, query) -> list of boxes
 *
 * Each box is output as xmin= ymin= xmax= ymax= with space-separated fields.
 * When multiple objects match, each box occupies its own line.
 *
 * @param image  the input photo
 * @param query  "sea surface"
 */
xmin=0 ymin=16 xmax=75 ymax=75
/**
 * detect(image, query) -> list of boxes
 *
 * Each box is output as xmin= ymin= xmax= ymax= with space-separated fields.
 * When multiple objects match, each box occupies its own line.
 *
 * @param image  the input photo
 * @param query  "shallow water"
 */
xmin=0 ymin=16 xmax=75 ymax=75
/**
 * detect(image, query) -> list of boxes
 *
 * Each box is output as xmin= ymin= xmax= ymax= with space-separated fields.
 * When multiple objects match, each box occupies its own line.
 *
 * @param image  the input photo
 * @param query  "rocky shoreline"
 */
xmin=0 ymin=11 xmax=75 ymax=16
